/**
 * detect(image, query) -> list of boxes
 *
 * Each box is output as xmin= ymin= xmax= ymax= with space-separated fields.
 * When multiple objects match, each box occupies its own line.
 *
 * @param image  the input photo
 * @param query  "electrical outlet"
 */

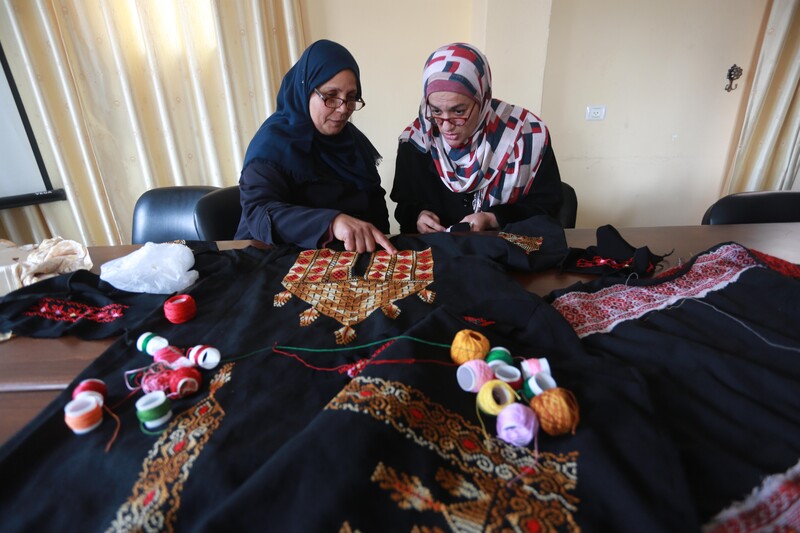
xmin=585 ymin=105 xmax=606 ymax=121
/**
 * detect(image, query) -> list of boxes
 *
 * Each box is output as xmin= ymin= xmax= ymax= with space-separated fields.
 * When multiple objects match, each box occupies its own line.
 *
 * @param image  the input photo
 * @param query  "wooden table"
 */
xmin=2 ymin=224 xmax=799 ymax=446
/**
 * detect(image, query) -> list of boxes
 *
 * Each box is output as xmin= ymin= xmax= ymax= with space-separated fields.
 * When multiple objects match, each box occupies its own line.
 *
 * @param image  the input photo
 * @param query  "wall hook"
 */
xmin=725 ymin=64 xmax=743 ymax=92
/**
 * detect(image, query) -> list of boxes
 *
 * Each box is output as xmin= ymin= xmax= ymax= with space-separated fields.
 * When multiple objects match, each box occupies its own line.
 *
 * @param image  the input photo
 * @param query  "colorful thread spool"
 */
xmin=456 ymin=359 xmax=495 ymax=393
xmin=163 ymin=294 xmax=197 ymax=324
xmin=141 ymin=366 xmax=173 ymax=394
xmin=450 ymin=329 xmax=490 ymax=365
xmin=187 ymin=345 xmax=221 ymax=370
xmin=493 ymin=364 xmax=524 ymax=390
xmin=72 ymin=378 xmax=108 ymax=406
xmin=485 ymin=346 xmax=513 ymax=369
xmin=476 ymin=380 xmax=518 ymax=416
xmin=153 ymin=346 xmax=193 ymax=369
xmin=496 ymin=402 xmax=539 ymax=447
xmin=135 ymin=390 xmax=173 ymax=429
xmin=64 ymin=395 xmax=103 ymax=435
xmin=529 ymin=387 xmax=580 ymax=436
xmin=520 ymin=357 xmax=551 ymax=380
xmin=137 ymin=332 xmax=169 ymax=356
xmin=168 ymin=367 xmax=202 ymax=398
xmin=523 ymin=371 xmax=558 ymax=400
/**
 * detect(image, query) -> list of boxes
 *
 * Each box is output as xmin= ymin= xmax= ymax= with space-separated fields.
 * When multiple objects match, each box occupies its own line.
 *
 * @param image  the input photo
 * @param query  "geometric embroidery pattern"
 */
xmin=106 ymin=363 xmax=234 ymax=533
xmin=24 ymin=297 xmax=127 ymax=323
xmin=497 ymin=232 xmax=543 ymax=254
xmin=274 ymin=248 xmax=435 ymax=344
xmin=327 ymin=376 xmax=580 ymax=531
xmin=552 ymin=243 xmax=761 ymax=338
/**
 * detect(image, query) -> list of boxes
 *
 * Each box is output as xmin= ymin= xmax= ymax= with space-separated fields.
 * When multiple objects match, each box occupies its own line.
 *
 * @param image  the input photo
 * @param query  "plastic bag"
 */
xmin=100 ymin=242 xmax=199 ymax=294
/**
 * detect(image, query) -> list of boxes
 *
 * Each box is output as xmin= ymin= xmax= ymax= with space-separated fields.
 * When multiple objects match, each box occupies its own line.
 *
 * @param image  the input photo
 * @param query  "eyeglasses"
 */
xmin=314 ymin=88 xmax=365 ymax=111
xmin=425 ymin=102 xmax=476 ymax=126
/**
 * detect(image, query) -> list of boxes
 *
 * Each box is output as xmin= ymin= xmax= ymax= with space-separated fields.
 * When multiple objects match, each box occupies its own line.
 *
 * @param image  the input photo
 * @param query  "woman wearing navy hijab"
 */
xmin=235 ymin=40 xmax=396 ymax=254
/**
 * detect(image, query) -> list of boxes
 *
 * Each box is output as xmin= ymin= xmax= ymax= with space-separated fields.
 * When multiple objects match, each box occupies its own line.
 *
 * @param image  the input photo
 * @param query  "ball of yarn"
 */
xmin=496 ymin=402 xmax=539 ymax=447
xmin=529 ymin=387 xmax=580 ymax=436
xmin=456 ymin=359 xmax=494 ymax=393
xmin=450 ymin=329 xmax=490 ymax=365
xmin=476 ymin=379 xmax=518 ymax=416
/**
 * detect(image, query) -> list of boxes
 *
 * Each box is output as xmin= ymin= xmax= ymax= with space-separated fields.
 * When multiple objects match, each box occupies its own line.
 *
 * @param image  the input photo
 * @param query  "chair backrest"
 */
xmin=193 ymin=186 xmax=243 ymax=241
xmin=131 ymin=186 xmax=219 ymax=244
xmin=701 ymin=191 xmax=800 ymax=225
xmin=557 ymin=181 xmax=578 ymax=228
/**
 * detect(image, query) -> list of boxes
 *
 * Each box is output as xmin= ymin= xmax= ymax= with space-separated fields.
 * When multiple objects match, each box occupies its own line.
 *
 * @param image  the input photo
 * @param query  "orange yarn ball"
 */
xmin=529 ymin=387 xmax=580 ymax=436
xmin=450 ymin=329 xmax=490 ymax=365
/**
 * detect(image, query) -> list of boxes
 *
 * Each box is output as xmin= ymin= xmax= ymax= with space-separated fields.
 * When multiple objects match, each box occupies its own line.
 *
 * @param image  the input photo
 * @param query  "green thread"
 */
xmin=220 ymin=335 xmax=451 ymax=363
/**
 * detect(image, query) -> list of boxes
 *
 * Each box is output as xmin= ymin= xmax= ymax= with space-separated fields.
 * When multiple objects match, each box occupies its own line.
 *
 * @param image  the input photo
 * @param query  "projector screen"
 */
xmin=0 ymin=41 xmax=65 ymax=210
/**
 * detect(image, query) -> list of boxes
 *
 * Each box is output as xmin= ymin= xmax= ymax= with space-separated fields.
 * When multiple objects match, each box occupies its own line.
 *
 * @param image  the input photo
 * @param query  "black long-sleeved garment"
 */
xmin=390 ymin=139 xmax=563 ymax=233
xmin=235 ymin=158 xmax=391 ymax=248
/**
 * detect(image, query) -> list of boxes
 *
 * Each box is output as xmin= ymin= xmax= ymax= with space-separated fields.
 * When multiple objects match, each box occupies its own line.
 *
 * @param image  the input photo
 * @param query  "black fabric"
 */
xmin=391 ymin=140 xmax=563 ymax=233
xmin=559 ymin=224 xmax=669 ymax=278
xmin=1 ymin=226 xmax=798 ymax=531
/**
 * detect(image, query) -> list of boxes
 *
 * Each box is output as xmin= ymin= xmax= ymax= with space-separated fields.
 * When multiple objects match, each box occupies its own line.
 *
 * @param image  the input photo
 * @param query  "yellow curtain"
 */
xmin=0 ymin=0 xmax=303 ymax=245
xmin=726 ymin=0 xmax=800 ymax=193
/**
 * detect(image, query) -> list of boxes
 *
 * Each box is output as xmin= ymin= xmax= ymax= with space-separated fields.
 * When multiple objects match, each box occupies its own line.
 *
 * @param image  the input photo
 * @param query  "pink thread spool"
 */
xmin=496 ymin=402 xmax=539 ymax=447
xmin=72 ymin=378 xmax=108 ymax=406
xmin=137 ymin=332 xmax=169 ymax=356
xmin=493 ymin=363 xmax=524 ymax=390
xmin=169 ymin=367 xmax=202 ymax=398
xmin=153 ymin=346 xmax=193 ymax=369
xmin=456 ymin=359 xmax=494 ymax=393
xmin=64 ymin=395 xmax=103 ymax=435
xmin=187 ymin=345 xmax=221 ymax=370
xmin=520 ymin=357 xmax=551 ymax=380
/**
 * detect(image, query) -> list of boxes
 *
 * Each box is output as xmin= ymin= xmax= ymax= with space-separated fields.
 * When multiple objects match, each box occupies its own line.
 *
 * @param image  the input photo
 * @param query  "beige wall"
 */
xmin=301 ymin=0 xmax=768 ymax=230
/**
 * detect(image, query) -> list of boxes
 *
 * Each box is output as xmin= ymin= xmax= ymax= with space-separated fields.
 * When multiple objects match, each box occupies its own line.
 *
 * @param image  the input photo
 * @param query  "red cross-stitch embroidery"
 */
xmin=24 ymin=298 xmax=128 ymax=323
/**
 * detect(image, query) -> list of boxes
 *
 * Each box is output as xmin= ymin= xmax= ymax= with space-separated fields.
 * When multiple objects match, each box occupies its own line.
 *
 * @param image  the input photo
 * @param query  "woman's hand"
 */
xmin=331 ymin=214 xmax=397 ymax=254
xmin=460 ymin=212 xmax=499 ymax=231
xmin=416 ymin=210 xmax=446 ymax=233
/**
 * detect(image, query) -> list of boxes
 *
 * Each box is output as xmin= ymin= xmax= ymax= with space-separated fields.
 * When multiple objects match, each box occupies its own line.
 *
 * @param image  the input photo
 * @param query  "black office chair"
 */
xmin=701 ymin=190 xmax=800 ymax=225
xmin=193 ymin=186 xmax=243 ymax=241
xmin=131 ymin=186 xmax=218 ymax=244
xmin=557 ymin=182 xmax=578 ymax=228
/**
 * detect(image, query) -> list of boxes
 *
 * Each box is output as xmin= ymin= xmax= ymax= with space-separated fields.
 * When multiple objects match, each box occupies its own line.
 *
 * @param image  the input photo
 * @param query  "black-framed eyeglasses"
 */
xmin=313 ymin=88 xmax=365 ymax=111
xmin=425 ymin=102 xmax=476 ymax=126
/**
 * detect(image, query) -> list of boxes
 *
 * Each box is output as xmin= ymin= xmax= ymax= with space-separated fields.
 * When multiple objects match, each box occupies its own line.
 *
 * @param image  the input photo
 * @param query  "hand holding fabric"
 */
xmin=416 ymin=210 xmax=446 ymax=233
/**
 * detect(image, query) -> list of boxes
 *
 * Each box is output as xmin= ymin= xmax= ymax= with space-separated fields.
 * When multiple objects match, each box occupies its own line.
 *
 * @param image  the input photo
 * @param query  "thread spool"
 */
xmin=496 ymin=402 xmax=539 ymax=447
xmin=520 ymin=357 xmax=551 ymax=380
xmin=169 ymin=367 xmax=202 ymax=398
xmin=153 ymin=346 xmax=193 ymax=369
xmin=476 ymin=380 xmax=518 ymax=416
xmin=72 ymin=378 xmax=108 ymax=406
xmin=493 ymin=364 xmax=524 ymax=390
xmin=450 ymin=329 xmax=490 ymax=365
xmin=485 ymin=346 xmax=513 ymax=369
xmin=187 ymin=345 xmax=221 ymax=370
xmin=529 ymin=387 xmax=580 ymax=436
xmin=525 ymin=371 xmax=557 ymax=398
xmin=456 ymin=359 xmax=495 ymax=393
xmin=64 ymin=395 xmax=103 ymax=435
xmin=137 ymin=332 xmax=169 ymax=356
xmin=163 ymin=294 xmax=197 ymax=324
xmin=135 ymin=390 xmax=173 ymax=429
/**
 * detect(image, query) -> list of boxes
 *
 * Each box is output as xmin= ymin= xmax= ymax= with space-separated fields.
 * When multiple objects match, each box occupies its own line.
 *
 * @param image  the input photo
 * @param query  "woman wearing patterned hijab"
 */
xmin=391 ymin=42 xmax=563 ymax=233
xmin=236 ymin=40 xmax=396 ymax=254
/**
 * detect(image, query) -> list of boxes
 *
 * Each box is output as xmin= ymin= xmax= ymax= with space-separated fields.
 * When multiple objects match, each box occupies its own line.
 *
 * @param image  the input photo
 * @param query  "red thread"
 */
xmin=73 ymin=378 xmax=108 ymax=402
xmin=164 ymin=294 xmax=197 ymax=324
xmin=141 ymin=364 xmax=174 ymax=394
xmin=168 ymin=367 xmax=202 ymax=398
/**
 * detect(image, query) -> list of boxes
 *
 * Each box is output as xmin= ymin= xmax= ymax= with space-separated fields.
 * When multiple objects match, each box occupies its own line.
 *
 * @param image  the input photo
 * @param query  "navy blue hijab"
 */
xmin=242 ymin=40 xmax=381 ymax=189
